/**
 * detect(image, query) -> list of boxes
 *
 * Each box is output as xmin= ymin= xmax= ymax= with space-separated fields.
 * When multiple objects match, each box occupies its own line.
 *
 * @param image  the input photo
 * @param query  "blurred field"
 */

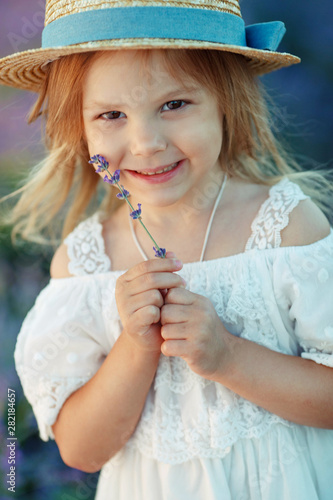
xmin=0 ymin=1 xmax=332 ymax=498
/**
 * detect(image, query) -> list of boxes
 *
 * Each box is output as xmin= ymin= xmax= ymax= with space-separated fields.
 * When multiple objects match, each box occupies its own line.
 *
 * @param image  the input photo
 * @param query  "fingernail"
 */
xmin=173 ymin=259 xmax=183 ymax=268
xmin=181 ymin=277 xmax=187 ymax=287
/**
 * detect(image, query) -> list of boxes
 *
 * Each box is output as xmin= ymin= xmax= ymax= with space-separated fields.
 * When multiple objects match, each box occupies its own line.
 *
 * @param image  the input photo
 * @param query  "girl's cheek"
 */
xmin=87 ymin=127 xmax=106 ymax=149
xmin=86 ymin=128 xmax=126 ymax=164
xmin=84 ymin=119 xmax=114 ymax=148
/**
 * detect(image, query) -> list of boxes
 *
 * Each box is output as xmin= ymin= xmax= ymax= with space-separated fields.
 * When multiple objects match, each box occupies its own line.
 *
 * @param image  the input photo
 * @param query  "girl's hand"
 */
xmin=115 ymin=254 xmax=185 ymax=352
xmin=160 ymin=288 xmax=231 ymax=379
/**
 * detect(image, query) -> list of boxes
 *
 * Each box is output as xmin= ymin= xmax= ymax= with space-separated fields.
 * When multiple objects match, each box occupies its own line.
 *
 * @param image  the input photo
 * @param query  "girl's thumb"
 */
xmin=165 ymin=251 xmax=177 ymax=259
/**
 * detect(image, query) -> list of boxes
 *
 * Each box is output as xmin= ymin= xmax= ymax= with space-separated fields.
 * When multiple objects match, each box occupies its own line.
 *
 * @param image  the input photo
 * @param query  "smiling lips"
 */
xmin=133 ymin=161 xmax=180 ymax=176
xmin=125 ymin=160 xmax=184 ymax=183
xmin=138 ymin=161 xmax=179 ymax=175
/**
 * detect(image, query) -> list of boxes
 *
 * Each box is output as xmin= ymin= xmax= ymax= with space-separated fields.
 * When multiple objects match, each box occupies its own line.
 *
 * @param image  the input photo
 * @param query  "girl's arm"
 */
xmin=52 ymin=330 xmax=160 ymax=473
xmin=51 ymin=251 xmax=185 ymax=473
xmin=213 ymin=333 xmax=333 ymax=429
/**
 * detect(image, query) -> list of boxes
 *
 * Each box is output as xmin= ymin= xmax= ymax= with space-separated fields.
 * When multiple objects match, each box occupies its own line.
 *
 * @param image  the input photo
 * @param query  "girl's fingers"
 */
xmin=128 ymin=289 xmax=164 ymax=315
xmin=130 ymin=271 xmax=186 ymax=296
xmin=123 ymin=256 xmax=183 ymax=283
xmin=165 ymin=251 xmax=177 ymax=259
xmin=129 ymin=305 xmax=161 ymax=334
xmin=136 ymin=304 xmax=161 ymax=326
xmin=161 ymin=322 xmax=188 ymax=340
xmin=160 ymin=304 xmax=188 ymax=326
xmin=164 ymin=287 xmax=193 ymax=305
xmin=161 ymin=339 xmax=187 ymax=357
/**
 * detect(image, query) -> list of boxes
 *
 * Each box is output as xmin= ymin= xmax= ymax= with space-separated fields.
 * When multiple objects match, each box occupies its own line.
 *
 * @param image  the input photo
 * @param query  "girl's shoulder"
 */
xmin=50 ymin=204 xmax=146 ymax=278
xmin=227 ymin=176 xmax=330 ymax=252
xmin=280 ymin=195 xmax=330 ymax=248
xmin=265 ymin=178 xmax=330 ymax=247
xmin=50 ymin=212 xmax=112 ymax=279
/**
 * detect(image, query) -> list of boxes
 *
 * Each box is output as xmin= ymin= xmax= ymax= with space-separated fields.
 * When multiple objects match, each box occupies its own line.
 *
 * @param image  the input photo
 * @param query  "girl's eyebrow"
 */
xmin=83 ymin=86 xmax=200 ymax=110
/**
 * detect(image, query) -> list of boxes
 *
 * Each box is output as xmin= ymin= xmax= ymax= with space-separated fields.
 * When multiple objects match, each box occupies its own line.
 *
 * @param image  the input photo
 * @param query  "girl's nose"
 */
xmin=129 ymin=120 xmax=167 ymax=157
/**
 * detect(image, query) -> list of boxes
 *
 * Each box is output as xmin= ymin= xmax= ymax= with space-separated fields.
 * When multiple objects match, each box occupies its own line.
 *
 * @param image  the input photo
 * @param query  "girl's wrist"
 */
xmin=120 ymin=329 xmax=162 ymax=361
xmin=209 ymin=328 xmax=244 ymax=384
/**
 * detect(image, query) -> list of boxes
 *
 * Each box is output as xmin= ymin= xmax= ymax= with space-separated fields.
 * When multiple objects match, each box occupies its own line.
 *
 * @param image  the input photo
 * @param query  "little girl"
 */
xmin=1 ymin=1 xmax=333 ymax=499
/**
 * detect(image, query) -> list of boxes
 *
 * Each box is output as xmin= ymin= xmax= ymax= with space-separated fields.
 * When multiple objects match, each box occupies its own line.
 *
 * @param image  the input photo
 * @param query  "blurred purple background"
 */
xmin=0 ymin=0 xmax=332 ymax=498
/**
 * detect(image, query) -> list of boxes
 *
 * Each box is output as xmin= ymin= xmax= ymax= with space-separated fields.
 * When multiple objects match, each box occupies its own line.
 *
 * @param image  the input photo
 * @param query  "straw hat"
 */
xmin=0 ymin=0 xmax=300 ymax=93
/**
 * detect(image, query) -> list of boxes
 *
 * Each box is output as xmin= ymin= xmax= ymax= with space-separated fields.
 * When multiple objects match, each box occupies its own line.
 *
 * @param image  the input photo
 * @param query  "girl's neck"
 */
xmin=126 ymin=174 xmax=227 ymax=261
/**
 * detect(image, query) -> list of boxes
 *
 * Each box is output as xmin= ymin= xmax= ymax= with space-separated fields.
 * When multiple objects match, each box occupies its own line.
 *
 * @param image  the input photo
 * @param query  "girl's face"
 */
xmin=83 ymin=50 xmax=223 ymax=210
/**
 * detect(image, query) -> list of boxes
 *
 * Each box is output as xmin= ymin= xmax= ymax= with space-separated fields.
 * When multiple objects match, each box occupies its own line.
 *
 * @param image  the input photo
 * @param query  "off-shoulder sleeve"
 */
xmin=14 ymin=277 xmax=111 ymax=441
xmin=275 ymin=230 xmax=333 ymax=367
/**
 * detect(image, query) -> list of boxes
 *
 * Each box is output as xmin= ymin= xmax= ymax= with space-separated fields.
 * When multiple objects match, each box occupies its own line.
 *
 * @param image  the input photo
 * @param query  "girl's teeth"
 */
xmin=139 ymin=162 xmax=179 ymax=175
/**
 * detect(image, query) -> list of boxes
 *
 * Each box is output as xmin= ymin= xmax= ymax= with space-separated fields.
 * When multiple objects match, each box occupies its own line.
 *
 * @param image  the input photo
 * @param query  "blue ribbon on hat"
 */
xmin=42 ymin=7 xmax=286 ymax=52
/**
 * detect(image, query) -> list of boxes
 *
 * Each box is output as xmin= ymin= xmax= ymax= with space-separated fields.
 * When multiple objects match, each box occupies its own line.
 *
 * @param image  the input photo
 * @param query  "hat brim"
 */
xmin=0 ymin=38 xmax=300 ymax=93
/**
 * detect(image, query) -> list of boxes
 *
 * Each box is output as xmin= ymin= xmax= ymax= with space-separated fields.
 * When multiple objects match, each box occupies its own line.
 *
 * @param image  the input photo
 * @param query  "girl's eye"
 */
xmin=162 ymin=100 xmax=187 ymax=111
xmin=99 ymin=100 xmax=187 ymax=121
xmin=101 ymin=111 xmax=125 ymax=120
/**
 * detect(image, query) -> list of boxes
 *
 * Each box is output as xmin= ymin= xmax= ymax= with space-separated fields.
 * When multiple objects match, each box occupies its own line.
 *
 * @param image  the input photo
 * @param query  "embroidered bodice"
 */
xmin=14 ymin=178 xmax=333 ymax=465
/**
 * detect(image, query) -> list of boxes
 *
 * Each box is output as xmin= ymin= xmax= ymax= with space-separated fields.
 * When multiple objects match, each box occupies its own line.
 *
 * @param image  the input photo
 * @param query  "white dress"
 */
xmin=14 ymin=178 xmax=333 ymax=500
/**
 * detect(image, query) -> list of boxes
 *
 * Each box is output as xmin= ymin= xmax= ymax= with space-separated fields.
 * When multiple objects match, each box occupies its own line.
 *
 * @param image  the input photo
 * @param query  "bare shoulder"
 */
xmin=281 ymin=198 xmax=331 ymax=247
xmin=50 ymin=242 xmax=72 ymax=278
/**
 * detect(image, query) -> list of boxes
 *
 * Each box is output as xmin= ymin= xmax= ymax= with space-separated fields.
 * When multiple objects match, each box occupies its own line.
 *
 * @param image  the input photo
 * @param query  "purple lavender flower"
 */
xmin=153 ymin=247 xmax=166 ymax=258
xmin=110 ymin=170 xmax=120 ymax=183
xmin=103 ymin=170 xmax=120 ymax=185
xmin=89 ymin=154 xmax=108 ymax=172
xmin=88 ymin=154 xmax=99 ymax=164
xmin=103 ymin=175 xmax=113 ymax=185
xmin=116 ymin=186 xmax=130 ymax=199
xmin=130 ymin=203 xmax=142 ymax=219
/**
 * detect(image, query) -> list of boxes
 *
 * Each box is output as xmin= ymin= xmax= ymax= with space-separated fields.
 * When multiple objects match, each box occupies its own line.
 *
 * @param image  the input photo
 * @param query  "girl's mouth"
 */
xmin=125 ymin=160 xmax=184 ymax=183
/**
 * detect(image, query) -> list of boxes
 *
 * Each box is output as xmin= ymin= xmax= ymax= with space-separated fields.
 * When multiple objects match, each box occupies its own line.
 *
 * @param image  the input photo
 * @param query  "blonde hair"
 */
xmin=2 ymin=49 xmax=332 ymax=245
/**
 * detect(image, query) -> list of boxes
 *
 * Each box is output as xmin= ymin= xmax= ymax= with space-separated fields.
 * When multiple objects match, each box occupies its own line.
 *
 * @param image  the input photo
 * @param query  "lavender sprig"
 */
xmin=89 ymin=155 xmax=166 ymax=259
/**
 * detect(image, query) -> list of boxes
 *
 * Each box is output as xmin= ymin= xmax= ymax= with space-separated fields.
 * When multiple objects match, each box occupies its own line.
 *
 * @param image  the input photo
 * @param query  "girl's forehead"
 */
xmin=88 ymin=50 xmax=181 ymax=84
xmin=83 ymin=50 xmax=203 ymax=101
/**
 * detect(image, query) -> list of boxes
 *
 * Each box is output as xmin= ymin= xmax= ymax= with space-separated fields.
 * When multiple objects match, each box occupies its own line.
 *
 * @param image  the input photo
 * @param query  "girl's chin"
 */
xmin=126 ymin=190 xmax=188 ymax=213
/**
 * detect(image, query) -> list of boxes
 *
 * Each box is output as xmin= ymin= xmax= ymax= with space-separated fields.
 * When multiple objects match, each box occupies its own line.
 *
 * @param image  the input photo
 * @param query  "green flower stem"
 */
xmin=137 ymin=218 xmax=162 ymax=253
xmin=107 ymin=170 xmax=165 ymax=258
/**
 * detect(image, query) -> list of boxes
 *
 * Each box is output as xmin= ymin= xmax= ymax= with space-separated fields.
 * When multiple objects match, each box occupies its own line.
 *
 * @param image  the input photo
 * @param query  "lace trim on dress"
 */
xmin=16 ymin=365 xmax=91 ymax=441
xmin=125 ymin=391 xmax=293 ymax=464
xmin=245 ymin=178 xmax=309 ymax=251
xmin=301 ymin=352 xmax=333 ymax=368
xmin=64 ymin=213 xmax=111 ymax=276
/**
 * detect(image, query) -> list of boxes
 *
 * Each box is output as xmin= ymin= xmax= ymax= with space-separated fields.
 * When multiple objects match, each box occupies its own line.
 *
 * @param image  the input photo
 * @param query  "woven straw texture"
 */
xmin=0 ymin=0 xmax=300 ymax=92
xmin=45 ymin=0 xmax=241 ymax=24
